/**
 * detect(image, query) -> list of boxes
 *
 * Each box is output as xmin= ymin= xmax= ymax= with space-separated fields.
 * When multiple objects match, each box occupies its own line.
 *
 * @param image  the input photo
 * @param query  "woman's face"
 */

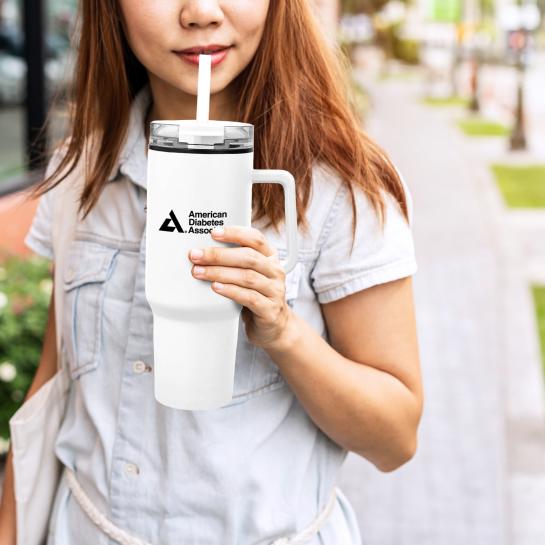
xmin=118 ymin=0 xmax=270 ymax=98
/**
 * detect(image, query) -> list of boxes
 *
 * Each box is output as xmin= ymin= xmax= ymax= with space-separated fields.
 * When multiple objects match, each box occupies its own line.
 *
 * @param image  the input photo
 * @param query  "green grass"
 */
xmin=533 ymin=285 xmax=545 ymax=374
xmin=491 ymin=164 xmax=545 ymax=208
xmin=457 ymin=118 xmax=510 ymax=137
xmin=422 ymin=96 xmax=469 ymax=107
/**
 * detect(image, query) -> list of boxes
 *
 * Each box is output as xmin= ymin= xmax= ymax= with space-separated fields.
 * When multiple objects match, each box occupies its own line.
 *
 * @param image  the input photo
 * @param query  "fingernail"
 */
xmin=193 ymin=266 xmax=205 ymax=274
xmin=211 ymin=226 xmax=224 ymax=236
xmin=190 ymin=249 xmax=203 ymax=259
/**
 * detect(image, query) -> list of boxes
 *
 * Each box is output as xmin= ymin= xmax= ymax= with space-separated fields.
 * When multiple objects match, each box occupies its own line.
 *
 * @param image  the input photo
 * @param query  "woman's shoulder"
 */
xmin=23 ymin=133 xmax=106 ymax=261
xmin=310 ymin=158 xmax=414 ymax=231
xmin=308 ymin=160 xmax=418 ymax=304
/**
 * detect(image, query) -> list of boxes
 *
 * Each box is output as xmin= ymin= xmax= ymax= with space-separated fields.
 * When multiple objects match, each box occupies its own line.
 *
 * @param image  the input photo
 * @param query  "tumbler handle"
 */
xmin=252 ymin=169 xmax=298 ymax=273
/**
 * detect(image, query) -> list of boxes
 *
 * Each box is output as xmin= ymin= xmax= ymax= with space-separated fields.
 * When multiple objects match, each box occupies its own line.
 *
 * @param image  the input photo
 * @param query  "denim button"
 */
xmin=124 ymin=462 xmax=139 ymax=475
xmin=132 ymin=360 xmax=148 ymax=374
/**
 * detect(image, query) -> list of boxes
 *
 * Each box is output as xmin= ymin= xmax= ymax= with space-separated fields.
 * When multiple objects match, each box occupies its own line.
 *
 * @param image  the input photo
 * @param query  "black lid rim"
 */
xmin=149 ymin=145 xmax=253 ymax=155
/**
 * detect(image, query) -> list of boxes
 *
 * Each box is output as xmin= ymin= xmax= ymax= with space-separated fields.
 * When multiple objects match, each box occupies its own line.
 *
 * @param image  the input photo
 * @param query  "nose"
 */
xmin=180 ymin=0 xmax=224 ymax=29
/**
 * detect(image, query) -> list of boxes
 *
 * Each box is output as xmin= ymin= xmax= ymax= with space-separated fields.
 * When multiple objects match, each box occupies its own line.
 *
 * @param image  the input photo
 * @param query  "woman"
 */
xmin=0 ymin=0 xmax=423 ymax=543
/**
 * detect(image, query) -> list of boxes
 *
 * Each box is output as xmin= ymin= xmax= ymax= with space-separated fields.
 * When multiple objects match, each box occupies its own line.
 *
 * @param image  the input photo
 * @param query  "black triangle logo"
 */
xmin=159 ymin=210 xmax=185 ymax=233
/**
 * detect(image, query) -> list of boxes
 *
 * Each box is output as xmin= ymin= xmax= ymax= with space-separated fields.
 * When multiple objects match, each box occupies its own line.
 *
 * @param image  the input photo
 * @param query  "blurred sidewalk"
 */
xmin=338 ymin=67 xmax=545 ymax=545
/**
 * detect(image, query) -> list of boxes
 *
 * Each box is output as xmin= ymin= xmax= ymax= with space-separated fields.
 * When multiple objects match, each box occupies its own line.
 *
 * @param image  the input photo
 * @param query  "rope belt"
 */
xmin=64 ymin=467 xmax=338 ymax=545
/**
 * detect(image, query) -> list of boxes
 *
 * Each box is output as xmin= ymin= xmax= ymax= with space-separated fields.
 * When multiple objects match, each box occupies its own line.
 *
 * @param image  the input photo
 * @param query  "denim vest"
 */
xmin=24 ymin=83 xmax=417 ymax=545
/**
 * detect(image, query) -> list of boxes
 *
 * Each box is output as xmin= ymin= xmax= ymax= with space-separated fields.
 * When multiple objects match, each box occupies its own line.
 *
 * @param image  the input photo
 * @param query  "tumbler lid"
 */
xmin=149 ymin=120 xmax=253 ymax=152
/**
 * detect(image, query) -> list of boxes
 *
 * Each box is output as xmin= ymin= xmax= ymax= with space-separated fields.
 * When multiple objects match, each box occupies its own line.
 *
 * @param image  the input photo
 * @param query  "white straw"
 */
xmin=196 ymin=54 xmax=211 ymax=122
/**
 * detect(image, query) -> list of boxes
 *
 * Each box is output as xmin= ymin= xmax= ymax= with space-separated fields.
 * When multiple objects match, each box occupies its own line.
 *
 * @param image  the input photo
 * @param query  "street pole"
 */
xmin=509 ymin=29 xmax=527 ymax=150
xmin=22 ymin=0 xmax=48 ymax=171
xmin=466 ymin=0 xmax=480 ymax=113
xmin=468 ymin=53 xmax=480 ymax=112
xmin=450 ymin=23 xmax=463 ymax=98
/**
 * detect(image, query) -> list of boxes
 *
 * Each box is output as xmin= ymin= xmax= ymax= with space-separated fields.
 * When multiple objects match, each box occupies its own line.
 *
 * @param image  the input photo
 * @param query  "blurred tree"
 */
xmin=341 ymin=0 xmax=403 ymax=15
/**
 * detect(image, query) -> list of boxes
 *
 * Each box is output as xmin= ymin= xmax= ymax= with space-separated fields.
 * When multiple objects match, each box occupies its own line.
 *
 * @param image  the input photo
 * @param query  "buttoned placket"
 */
xmin=106 ymin=91 xmax=158 ymax=530
xmin=108 ymin=218 xmax=154 ymax=525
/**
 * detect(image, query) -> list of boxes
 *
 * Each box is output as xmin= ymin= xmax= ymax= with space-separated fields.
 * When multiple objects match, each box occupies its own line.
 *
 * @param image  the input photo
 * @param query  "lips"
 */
xmin=177 ymin=44 xmax=231 ymax=54
xmin=175 ymin=45 xmax=232 ymax=67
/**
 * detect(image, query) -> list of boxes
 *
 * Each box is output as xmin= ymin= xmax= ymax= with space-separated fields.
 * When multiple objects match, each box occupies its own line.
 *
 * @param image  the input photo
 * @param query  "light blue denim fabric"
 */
xmin=24 ymin=83 xmax=417 ymax=545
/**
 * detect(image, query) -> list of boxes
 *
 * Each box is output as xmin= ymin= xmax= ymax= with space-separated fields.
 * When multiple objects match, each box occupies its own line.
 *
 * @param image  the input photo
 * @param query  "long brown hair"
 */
xmin=27 ymin=0 xmax=410 ymax=253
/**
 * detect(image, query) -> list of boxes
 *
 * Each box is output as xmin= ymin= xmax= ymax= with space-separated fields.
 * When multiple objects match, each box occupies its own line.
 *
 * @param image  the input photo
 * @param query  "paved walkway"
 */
xmin=337 ymin=69 xmax=545 ymax=545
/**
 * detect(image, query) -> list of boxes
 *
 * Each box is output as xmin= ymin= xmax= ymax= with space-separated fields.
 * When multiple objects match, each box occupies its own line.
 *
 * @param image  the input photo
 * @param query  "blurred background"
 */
xmin=1 ymin=0 xmax=545 ymax=543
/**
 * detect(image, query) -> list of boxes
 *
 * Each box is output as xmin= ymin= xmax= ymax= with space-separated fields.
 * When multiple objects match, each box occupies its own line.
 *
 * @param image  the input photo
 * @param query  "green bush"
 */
xmin=0 ymin=255 xmax=52 ymax=454
xmin=376 ymin=22 xmax=421 ymax=65
xmin=392 ymin=37 xmax=420 ymax=65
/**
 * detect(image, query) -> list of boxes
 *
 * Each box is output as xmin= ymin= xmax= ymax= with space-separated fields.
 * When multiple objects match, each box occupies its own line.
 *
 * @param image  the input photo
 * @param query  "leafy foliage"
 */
xmin=0 ymin=255 xmax=52 ymax=451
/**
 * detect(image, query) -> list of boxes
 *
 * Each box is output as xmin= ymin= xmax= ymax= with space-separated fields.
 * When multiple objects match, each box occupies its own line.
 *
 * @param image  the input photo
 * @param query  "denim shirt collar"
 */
xmin=108 ymin=83 xmax=152 ymax=191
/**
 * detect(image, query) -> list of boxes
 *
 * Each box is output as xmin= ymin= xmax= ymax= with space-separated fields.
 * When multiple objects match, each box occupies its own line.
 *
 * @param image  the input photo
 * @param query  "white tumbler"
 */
xmin=145 ymin=120 xmax=298 ymax=410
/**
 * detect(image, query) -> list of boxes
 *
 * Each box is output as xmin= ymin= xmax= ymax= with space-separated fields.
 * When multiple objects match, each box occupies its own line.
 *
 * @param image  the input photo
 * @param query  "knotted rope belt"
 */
xmin=64 ymin=466 xmax=338 ymax=545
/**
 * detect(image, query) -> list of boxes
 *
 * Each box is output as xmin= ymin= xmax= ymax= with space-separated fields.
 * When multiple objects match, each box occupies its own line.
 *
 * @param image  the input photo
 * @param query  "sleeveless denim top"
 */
xmin=24 ymin=83 xmax=418 ymax=545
